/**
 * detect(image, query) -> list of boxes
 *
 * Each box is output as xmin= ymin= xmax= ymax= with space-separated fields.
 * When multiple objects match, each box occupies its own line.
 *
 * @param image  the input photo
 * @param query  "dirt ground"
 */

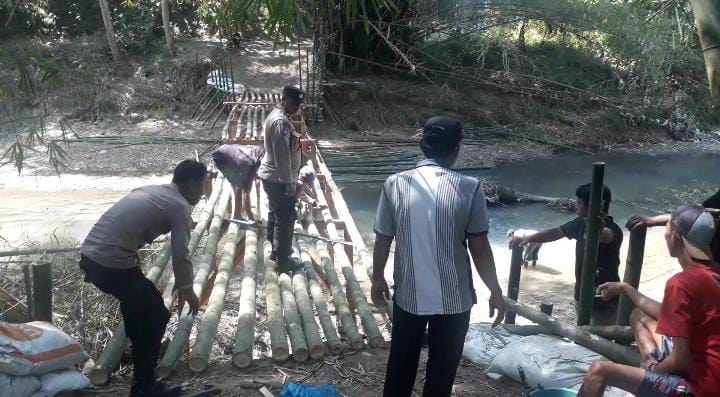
xmin=86 ymin=348 xmax=523 ymax=397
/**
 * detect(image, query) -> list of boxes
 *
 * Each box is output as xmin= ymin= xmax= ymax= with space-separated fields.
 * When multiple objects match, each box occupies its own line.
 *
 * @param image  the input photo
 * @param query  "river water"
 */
xmin=339 ymin=152 xmax=720 ymax=323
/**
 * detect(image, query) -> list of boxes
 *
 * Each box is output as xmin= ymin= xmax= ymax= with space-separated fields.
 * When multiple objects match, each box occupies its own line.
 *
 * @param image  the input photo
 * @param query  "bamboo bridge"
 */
xmin=87 ymin=91 xmax=392 ymax=385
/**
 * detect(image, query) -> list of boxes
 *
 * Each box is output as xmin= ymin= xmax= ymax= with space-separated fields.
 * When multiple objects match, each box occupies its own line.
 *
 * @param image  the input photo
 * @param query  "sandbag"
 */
xmin=0 ymin=372 xmax=42 ymax=397
xmin=487 ymin=335 xmax=629 ymax=396
xmin=0 ymin=321 xmax=89 ymax=376
xmin=31 ymin=370 xmax=91 ymax=397
xmin=462 ymin=323 xmax=523 ymax=366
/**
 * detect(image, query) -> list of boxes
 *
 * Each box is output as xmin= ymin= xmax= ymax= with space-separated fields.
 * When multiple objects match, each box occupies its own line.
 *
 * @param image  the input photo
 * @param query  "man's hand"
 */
xmin=371 ymin=278 xmax=391 ymax=307
xmin=178 ymin=288 xmax=200 ymax=316
xmin=626 ymin=215 xmax=651 ymax=231
xmin=596 ymin=282 xmax=625 ymax=301
xmin=489 ymin=290 xmax=506 ymax=327
xmin=640 ymin=358 xmax=658 ymax=370
xmin=508 ymin=236 xmax=526 ymax=250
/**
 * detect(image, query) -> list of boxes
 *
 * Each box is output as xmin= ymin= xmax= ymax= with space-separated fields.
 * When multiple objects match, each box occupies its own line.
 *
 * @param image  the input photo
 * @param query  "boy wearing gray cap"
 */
xmin=578 ymin=205 xmax=720 ymax=397
xmin=258 ymin=85 xmax=305 ymax=273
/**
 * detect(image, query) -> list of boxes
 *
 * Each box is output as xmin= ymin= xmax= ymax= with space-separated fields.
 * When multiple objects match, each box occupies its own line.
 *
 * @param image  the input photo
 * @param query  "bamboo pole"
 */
xmin=578 ymin=162 xmax=605 ymax=326
xmin=232 ymin=226 xmax=260 ymax=368
xmin=291 ymin=266 xmax=325 ymax=359
xmin=295 ymin=229 xmax=342 ymax=354
xmin=312 ymin=182 xmax=385 ymax=347
xmin=278 ymin=273 xmax=309 ymax=362
xmin=156 ymin=188 xmax=230 ymax=377
xmin=0 ymin=247 xmax=79 ymax=258
xmin=314 ymin=165 xmax=393 ymax=321
xmin=504 ymin=297 xmax=641 ymax=366
xmin=308 ymin=223 xmax=364 ymax=350
xmin=31 ymin=262 xmax=52 ymax=322
xmin=187 ymin=223 xmax=242 ymax=373
xmin=90 ymin=181 xmax=222 ymax=385
xmin=616 ymin=228 xmax=647 ymax=326
xmin=505 ymin=247 xmax=523 ymax=324
xmin=501 ymin=324 xmax=635 ymax=344
xmin=263 ymin=240 xmax=290 ymax=361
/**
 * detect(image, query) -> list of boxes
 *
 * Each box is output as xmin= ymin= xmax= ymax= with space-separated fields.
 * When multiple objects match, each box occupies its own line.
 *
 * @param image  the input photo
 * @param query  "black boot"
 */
xmin=130 ymin=381 xmax=182 ymax=397
xmin=276 ymin=257 xmax=304 ymax=274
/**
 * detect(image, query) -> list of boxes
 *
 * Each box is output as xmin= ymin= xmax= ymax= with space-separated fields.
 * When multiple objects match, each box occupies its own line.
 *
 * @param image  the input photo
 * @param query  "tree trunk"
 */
xmin=160 ymin=0 xmax=173 ymax=49
xmin=98 ymin=0 xmax=121 ymax=62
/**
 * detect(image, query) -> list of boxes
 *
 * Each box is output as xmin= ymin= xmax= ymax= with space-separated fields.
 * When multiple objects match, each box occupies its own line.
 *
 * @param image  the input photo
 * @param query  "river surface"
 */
xmin=338 ymin=152 xmax=720 ymax=323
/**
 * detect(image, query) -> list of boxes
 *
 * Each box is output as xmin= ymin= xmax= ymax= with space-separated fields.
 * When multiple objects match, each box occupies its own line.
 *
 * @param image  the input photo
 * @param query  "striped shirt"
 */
xmin=374 ymin=159 xmax=489 ymax=315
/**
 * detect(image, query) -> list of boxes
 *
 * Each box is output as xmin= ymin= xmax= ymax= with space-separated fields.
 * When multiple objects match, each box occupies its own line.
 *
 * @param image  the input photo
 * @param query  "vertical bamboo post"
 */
xmin=616 ymin=228 xmax=647 ymax=326
xmin=505 ymin=247 xmax=523 ymax=324
xmin=32 ymin=262 xmax=52 ymax=322
xmin=540 ymin=303 xmax=554 ymax=316
xmin=578 ymin=162 xmax=606 ymax=326
xmin=22 ymin=264 xmax=33 ymax=317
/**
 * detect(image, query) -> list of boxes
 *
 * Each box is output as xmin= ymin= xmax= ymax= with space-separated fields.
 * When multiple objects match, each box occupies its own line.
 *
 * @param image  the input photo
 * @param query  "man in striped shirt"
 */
xmin=371 ymin=116 xmax=506 ymax=397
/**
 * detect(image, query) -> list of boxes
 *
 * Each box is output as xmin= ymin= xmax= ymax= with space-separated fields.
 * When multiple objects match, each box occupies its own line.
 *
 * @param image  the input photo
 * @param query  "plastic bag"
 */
xmin=0 ymin=373 xmax=42 ymax=397
xmin=462 ymin=323 xmax=523 ymax=366
xmin=280 ymin=382 xmax=339 ymax=397
xmin=0 ymin=321 xmax=89 ymax=376
xmin=488 ymin=334 xmax=606 ymax=389
xmin=30 ymin=370 xmax=91 ymax=397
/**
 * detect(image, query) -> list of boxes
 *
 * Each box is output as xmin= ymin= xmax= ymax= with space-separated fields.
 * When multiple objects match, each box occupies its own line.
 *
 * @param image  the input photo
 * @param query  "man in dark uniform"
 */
xmin=80 ymin=160 xmax=205 ymax=397
xmin=211 ymin=144 xmax=265 ymax=220
xmin=509 ymin=183 xmax=623 ymax=324
xmin=257 ymin=85 xmax=305 ymax=273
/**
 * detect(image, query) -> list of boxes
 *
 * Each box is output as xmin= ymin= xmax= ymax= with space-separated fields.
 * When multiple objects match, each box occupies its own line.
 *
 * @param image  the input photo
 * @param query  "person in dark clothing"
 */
xmin=79 ymin=160 xmax=205 ymax=397
xmin=257 ymin=85 xmax=305 ymax=274
xmin=211 ymin=144 xmax=265 ymax=220
xmin=627 ymin=188 xmax=720 ymax=261
xmin=509 ymin=183 xmax=623 ymax=323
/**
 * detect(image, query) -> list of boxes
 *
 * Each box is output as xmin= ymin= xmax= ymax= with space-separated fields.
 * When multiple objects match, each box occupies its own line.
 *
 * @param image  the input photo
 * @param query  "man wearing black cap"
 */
xmin=258 ymin=85 xmax=305 ymax=273
xmin=578 ymin=205 xmax=720 ymax=397
xmin=371 ymin=116 xmax=505 ymax=397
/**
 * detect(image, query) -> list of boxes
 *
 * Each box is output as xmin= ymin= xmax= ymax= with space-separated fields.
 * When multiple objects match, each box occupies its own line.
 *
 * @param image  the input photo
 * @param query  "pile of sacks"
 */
xmin=0 ymin=321 xmax=91 ymax=397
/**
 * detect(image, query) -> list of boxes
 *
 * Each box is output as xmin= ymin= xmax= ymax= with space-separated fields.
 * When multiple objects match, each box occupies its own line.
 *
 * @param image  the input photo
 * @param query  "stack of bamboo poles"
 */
xmin=88 ymin=101 xmax=390 ymax=384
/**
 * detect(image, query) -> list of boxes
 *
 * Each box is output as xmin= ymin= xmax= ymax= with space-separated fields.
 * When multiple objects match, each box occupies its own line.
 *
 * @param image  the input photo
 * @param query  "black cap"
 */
xmin=283 ymin=85 xmax=305 ymax=103
xmin=423 ymin=116 xmax=463 ymax=144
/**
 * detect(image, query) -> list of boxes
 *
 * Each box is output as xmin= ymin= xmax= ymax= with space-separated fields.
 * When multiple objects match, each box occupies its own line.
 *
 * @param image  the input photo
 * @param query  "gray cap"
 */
xmin=671 ymin=205 xmax=717 ymax=260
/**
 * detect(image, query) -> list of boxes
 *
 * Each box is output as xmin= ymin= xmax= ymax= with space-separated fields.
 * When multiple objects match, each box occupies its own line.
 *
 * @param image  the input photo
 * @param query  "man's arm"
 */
xmin=509 ymin=227 xmax=564 ymax=249
xmin=170 ymin=208 xmax=200 ymax=315
xmin=653 ymin=337 xmax=691 ymax=373
xmin=371 ymin=234 xmax=393 ymax=306
xmin=242 ymin=182 xmax=253 ymax=220
xmin=468 ymin=234 xmax=505 ymax=327
xmin=626 ymin=214 xmax=671 ymax=231
xmin=597 ymin=282 xmax=661 ymax=319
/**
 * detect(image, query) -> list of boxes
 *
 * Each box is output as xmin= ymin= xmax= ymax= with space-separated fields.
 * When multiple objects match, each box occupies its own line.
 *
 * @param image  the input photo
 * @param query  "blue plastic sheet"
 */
xmin=280 ymin=382 xmax=339 ymax=397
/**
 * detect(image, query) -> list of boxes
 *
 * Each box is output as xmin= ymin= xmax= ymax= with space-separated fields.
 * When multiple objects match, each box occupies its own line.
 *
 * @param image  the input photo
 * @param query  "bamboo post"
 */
xmin=187 ymin=223 xmax=242 ymax=373
xmin=616 ymin=228 xmax=647 ymax=326
xmin=313 ymin=183 xmax=385 ymax=347
xmin=308 ymin=223 xmax=364 ymax=350
xmin=540 ymin=303 xmax=554 ymax=316
xmin=291 ymin=268 xmax=325 ymax=359
xmin=314 ymin=165 xmax=393 ymax=321
xmin=232 ymin=226 xmax=260 ymax=368
xmin=278 ymin=273 xmax=309 ymax=362
xmin=295 ymin=231 xmax=342 ymax=354
xmin=505 ymin=247 xmax=523 ymax=324
xmin=504 ymin=296 xmax=641 ymax=366
xmin=263 ymin=240 xmax=290 ymax=361
xmin=31 ymin=262 xmax=52 ymax=322
xmin=578 ymin=162 xmax=605 ymax=326
xmin=156 ymin=188 xmax=231 ymax=377
xmin=22 ymin=264 xmax=33 ymax=317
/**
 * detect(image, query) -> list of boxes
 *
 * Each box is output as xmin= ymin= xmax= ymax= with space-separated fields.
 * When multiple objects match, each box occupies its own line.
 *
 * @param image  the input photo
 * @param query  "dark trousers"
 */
xmin=384 ymin=303 xmax=471 ymax=397
xmin=262 ymin=179 xmax=297 ymax=262
xmin=79 ymin=255 xmax=170 ymax=386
